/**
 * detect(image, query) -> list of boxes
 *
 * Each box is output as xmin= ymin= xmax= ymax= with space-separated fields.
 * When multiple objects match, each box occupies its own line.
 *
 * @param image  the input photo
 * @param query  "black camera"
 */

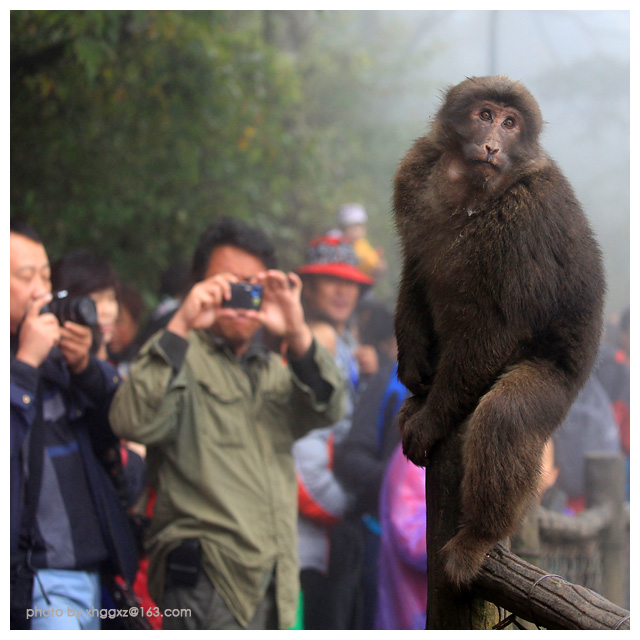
xmin=221 ymin=283 xmax=263 ymax=310
xmin=41 ymin=290 xmax=98 ymax=327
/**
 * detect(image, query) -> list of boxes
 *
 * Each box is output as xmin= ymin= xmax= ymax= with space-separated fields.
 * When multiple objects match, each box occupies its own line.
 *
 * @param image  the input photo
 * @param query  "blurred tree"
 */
xmin=11 ymin=10 xmax=302 ymax=296
xmin=11 ymin=10 xmax=437 ymax=305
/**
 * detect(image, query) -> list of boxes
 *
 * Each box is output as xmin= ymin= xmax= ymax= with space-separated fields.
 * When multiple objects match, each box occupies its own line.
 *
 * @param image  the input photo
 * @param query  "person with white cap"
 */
xmin=329 ymin=203 xmax=387 ymax=280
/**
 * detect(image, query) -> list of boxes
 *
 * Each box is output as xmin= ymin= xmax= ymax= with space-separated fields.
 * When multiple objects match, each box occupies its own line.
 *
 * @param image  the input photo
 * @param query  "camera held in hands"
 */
xmin=221 ymin=283 xmax=263 ymax=311
xmin=41 ymin=290 xmax=98 ymax=327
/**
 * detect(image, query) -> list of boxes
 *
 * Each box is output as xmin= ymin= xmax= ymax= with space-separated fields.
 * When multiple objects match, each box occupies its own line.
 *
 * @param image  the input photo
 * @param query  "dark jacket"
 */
xmin=10 ymin=338 xmax=138 ymax=584
xmin=333 ymin=355 xmax=408 ymax=518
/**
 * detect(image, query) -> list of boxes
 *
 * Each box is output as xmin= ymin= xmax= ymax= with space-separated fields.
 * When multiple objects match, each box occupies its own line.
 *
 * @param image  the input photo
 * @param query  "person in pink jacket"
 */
xmin=375 ymin=443 xmax=427 ymax=630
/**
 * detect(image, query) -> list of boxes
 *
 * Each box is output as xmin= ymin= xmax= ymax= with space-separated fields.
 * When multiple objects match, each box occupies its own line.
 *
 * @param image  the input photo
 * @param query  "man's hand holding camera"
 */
xmin=16 ymin=293 xmax=93 ymax=374
xmin=167 ymin=273 xmax=236 ymax=339
xmin=58 ymin=320 xmax=93 ymax=374
xmin=167 ymin=270 xmax=313 ymax=357
xmin=252 ymin=270 xmax=312 ymax=358
xmin=16 ymin=294 xmax=59 ymax=369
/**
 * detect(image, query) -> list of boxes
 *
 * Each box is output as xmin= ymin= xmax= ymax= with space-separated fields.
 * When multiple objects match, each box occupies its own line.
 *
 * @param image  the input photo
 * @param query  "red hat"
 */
xmin=297 ymin=235 xmax=374 ymax=286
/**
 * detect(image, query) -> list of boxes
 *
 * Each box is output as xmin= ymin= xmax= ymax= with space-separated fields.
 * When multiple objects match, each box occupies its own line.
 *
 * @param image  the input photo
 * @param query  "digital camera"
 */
xmin=221 ymin=283 xmax=263 ymax=311
xmin=41 ymin=290 xmax=98 ymax=327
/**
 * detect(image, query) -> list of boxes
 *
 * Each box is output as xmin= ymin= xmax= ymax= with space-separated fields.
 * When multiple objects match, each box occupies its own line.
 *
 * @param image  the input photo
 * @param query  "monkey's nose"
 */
xmin=485 ymin=144 xmax=499 ymax=159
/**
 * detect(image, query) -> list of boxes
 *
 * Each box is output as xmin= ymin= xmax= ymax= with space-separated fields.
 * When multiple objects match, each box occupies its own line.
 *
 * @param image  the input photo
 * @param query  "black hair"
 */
xmin=159 ymin=260 xmax=191 ymax=298
xmin=118 ymin=282 xmax=146 ymax=325
xmin=10 ymin=218 xmax=42 ymax=244
xmin=191 ymin=217 xmax=277 ymax=283
xmin=51 ymin=250 xmax=119 ymax=297
xmin=357 ymin=299 xmax=395 ymax=346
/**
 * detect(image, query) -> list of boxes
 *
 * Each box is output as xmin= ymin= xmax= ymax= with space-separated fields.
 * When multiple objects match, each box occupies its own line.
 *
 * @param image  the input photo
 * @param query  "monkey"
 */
xmin=393 ymin=76 xmax=605 ymax=587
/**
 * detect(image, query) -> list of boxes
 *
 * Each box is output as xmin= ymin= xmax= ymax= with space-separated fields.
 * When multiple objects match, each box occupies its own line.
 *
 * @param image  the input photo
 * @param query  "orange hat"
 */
xmin=297 ymin=235 xmax=374 ymax=286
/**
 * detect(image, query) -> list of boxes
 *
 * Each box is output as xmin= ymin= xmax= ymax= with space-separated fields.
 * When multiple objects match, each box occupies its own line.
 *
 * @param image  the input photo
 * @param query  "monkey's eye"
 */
xmin=480 ymin=110 xmax=492 ymax=121
xmin=503 ymin=117 xmax=516 ymax=128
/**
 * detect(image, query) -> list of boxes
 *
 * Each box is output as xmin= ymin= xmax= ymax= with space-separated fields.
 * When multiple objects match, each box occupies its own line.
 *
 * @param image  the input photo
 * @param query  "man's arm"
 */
xmin=287 ymin=339 xmax=334 ymax=404
xmin=287 ymin=337 xmax=346 ymax=440
xmin=111 ymin=272 xmax=247 ymax=445
xmin=109 ymin=329 xmax=188 ymax=446
xmin=10 ymin=359 xmax=40 ymax=462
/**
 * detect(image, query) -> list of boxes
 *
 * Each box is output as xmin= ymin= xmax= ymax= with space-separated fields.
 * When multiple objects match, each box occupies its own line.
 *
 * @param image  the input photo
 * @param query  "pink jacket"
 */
xmin=375 ymin=444 xmax=427 ymax=630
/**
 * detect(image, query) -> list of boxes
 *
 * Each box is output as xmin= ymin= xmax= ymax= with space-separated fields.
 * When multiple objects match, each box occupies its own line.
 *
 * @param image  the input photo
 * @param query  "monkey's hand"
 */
xmin=398 ymin=395 xmax=443 ymax=466
xmin=397 ymin=358 xmax=432 ymax=397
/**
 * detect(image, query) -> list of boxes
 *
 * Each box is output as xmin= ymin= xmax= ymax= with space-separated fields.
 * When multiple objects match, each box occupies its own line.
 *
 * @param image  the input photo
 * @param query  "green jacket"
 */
xmin=109 ymin=329 xmax=345 ymax=629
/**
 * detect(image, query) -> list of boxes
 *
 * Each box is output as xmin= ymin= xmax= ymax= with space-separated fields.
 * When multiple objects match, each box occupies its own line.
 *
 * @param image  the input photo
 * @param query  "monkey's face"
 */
xmin=460 ymin=102 xmax=523 ymax=182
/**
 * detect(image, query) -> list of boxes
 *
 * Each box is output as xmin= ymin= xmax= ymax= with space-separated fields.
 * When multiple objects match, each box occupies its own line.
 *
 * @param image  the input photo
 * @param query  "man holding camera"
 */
xmin=109 ymin=218 xmax=346 ymax=630
xmin=10 ymin=220 xmax=137 ymax=629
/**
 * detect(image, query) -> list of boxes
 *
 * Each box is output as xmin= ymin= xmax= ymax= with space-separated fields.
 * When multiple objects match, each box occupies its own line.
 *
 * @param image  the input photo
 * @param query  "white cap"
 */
xmin=338 ymin=203 xmax=367 ymax=228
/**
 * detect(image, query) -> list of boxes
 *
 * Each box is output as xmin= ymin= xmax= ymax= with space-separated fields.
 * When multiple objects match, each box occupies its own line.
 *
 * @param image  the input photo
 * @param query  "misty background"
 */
xmin=11 ymin=10 xmax=630 ymax=317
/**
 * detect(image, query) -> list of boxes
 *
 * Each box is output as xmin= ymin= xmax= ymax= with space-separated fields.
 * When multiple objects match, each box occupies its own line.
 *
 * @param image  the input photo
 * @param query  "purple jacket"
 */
xmin=375 ymin=444 xmax=427 ymax=630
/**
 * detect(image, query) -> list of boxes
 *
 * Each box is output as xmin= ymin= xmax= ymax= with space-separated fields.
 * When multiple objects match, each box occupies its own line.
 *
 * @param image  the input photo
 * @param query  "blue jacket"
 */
xmin=10 ymin=338 xmax=138 ymax=584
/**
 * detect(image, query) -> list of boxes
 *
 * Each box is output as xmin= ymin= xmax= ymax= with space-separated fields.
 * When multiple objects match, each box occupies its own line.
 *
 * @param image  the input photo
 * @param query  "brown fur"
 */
xmin=393 ymin=76 xmax=605 ymax=586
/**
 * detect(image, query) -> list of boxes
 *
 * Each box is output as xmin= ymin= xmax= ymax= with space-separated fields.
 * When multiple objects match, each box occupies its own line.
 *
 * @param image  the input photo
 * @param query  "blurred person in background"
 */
xmin=333 ymin=300 xmax=407 ymax=629
xmin=553 ymin=371 xmax=621 ymax=513
xmin=328 ymin=203 xmax=387 ymax=281
xmin=108 ymin=282 xmax=147 ymax=377
xmin=375 ymin=443 xmax=426 ymax=630
xmin=51 ymin=249 xmax=146 ymax=488
xmin=293 ymin=235 xmax=374 ymax=629
xmin=108 ymin=217 xmax=345 ymax=630
xmin=594 ymin=307 xmax=630 ymax=461
xmin=51 ymin=249 xmax=149 ymax=608
xmin=10 ymin=220 xmax=137 ymax=629
xmin=538 ymin=439 xmax=568 ymax=514
xmin=51 ymin=250 xmax=120 ymax=361
xmin=297 ymin=235 xmax=378 ymax=378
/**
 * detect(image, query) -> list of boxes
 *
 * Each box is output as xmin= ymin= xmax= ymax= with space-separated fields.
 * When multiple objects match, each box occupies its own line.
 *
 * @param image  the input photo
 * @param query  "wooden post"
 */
xmin=584 ymin=452 xmax=625 ymax=607
xmin=426 ymin=433 xmax=499 ymax=629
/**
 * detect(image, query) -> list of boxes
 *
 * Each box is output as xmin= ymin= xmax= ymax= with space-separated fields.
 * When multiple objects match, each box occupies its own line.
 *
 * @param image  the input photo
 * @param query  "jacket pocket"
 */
xmin=195 ymin=380 xmax=246 ymax=448
xmin=260 ymin=390 xmax=295 ymax=453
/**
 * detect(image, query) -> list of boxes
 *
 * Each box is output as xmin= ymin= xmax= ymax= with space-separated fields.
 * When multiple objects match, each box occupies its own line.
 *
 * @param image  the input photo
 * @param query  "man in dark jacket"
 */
xmin=10 ymin=220 xmax=137 ymax=629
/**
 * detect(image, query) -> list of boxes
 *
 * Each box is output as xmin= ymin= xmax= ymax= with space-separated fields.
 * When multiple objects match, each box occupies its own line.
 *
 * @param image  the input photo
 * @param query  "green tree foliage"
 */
xmin=11 ymin=10 xmax=436 ymax=305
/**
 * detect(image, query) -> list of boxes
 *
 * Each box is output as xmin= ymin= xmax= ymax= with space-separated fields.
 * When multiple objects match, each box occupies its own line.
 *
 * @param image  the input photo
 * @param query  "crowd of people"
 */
xmin=10 ymin=206 xmax=630 ymax=630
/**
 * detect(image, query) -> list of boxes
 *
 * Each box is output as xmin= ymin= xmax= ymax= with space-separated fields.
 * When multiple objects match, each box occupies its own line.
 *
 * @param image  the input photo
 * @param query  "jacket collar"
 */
xmin=204 ymin=328 xmax=270 ymax=365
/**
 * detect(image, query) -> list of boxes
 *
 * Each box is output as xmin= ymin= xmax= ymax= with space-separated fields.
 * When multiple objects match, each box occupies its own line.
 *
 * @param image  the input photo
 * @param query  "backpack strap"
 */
xmin=19 ymin=380 xmax=46 ymax=556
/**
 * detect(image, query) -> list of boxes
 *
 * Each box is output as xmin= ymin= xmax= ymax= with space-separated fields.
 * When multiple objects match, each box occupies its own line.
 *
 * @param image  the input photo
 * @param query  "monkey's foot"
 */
xmin=441 ymin=528 xmax=493 ymax=588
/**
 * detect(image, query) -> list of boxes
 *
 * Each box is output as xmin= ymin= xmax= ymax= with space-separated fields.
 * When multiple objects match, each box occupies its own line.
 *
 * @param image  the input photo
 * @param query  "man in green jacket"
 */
xmin=109 ymin=218 xmax=345 ymax=630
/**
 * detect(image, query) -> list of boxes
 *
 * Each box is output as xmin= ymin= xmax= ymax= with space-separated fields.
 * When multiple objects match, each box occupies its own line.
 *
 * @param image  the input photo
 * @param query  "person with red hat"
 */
xmin=293 ymin=235 xmax=377 ymax=629
xmin=297 ymin=234 xmax=374 ymax=343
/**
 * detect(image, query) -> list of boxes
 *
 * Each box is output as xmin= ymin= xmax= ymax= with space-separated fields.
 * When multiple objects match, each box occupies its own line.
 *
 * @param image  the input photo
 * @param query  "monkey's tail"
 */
xmin=442 ymin=359 xmax=572 ymax=586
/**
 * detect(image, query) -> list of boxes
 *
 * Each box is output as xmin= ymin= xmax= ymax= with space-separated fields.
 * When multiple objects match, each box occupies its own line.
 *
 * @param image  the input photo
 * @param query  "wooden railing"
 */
xmin=426 ymin=450 xmax=630 ymax=629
